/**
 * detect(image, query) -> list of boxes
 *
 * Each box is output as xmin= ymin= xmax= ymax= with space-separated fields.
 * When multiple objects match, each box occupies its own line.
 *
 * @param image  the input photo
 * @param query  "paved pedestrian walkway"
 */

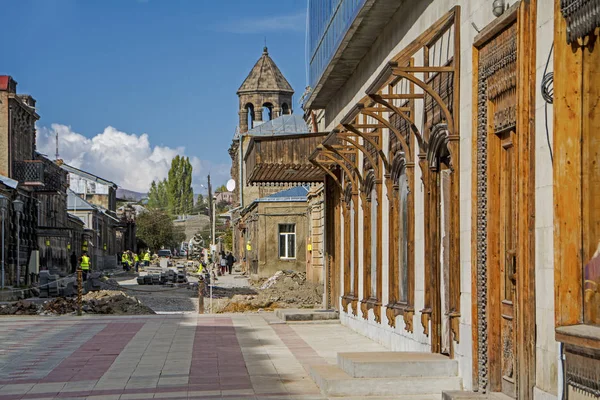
xmin=0 ymin=313 xmax=386 ymax=400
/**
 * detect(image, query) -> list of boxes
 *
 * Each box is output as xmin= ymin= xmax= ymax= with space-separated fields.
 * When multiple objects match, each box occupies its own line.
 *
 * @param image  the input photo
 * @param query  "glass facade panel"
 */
xmin=306 ymin=0 xmax=367 ymax=90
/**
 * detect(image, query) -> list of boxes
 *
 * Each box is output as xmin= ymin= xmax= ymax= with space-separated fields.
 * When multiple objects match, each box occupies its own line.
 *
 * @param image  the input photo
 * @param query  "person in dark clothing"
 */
xmin=226 ymin=252 xmax=235 ymax=274
xmin=70 ymin=252 xmax=77 ymax=274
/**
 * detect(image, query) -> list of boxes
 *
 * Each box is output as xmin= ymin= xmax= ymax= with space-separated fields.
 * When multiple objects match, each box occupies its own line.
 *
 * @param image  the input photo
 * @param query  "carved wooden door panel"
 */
xmin=499 ymin=131 xmax=517 ymax=398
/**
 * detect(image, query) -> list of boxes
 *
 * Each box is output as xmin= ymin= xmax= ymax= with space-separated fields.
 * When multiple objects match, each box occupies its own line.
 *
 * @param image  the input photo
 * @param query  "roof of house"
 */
xmin=67 ymin=190 xmax=96 ymax=211
xmin=256 ymin=185 xmax=310 ymax=203
xmin=237 ymin=47 xmax=294 ymax=94
xmin=61 ymin=164 xmax=117 ymax=188
xmin=246 ymin=114 xmax=310 ymax=136
xmin=0 ymin=174 xmax=18 ymax=189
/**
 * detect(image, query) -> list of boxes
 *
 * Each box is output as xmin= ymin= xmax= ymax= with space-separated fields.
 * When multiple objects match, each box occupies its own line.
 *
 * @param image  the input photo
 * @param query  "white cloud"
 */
xmin=218 ymin=12 xmax=306 ymax=34
xmin=36 ymin=124 xmax=230 ymax=194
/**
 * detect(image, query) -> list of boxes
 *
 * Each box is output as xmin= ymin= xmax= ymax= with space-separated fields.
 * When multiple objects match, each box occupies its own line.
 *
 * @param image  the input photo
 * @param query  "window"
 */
xmin=350 ymin=199 xmax=355 ymax=293
xmin=279 ymin=224 xmax=296 ymax=259
xmin=398 ymin=173 xmax=409 ymax=303
xmin=370 ymin=186 xmax=378 ymax=297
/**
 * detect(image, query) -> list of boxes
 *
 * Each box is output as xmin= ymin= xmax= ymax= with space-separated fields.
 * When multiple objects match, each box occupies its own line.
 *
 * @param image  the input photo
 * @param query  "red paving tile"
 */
xmin=41 ymin=322 xmax=143 ymax=383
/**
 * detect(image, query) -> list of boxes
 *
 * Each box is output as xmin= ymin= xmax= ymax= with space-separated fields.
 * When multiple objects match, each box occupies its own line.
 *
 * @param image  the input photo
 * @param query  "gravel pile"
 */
xmin=41 ymin=290 xmax=155 ymax=315
xmin=0 ymin=300 xmax=39 ymax=315
xmin=213 ymin=270 xmax=323 ymax=313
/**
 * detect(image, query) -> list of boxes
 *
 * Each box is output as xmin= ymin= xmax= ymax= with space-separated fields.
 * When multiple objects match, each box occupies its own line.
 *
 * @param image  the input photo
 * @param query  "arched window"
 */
xmin=398 ymin=171 xmax=409 ymax=303
xmin=245 ymin=103 xmax=255 ymax=129
xmin=281 ymin=103 xmax=290 ymax=115
xmin=350 ymin=198 xmax=355 ymax=294
xmin=370 ymin=184 xmax=378 ymax=298
xmin=263 ymin=103 xmax=274 ymax=121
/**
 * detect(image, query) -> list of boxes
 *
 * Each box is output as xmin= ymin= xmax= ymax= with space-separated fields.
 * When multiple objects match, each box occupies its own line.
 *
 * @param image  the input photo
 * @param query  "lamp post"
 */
xmin=0 ymin=195 xmax=8 ymax=289
xmin=12 ymin=199 xmax=24 ymax=287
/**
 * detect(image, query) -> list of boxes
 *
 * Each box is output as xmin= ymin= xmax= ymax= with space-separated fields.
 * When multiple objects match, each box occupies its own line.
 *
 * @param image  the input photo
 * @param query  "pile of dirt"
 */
xmin=0 ymin=300 xmax=39 ymax=315
xmin=41 ymin=290 xmax=155 ymax=315
xmin=214 ymin=270 xmax=323 ymax=313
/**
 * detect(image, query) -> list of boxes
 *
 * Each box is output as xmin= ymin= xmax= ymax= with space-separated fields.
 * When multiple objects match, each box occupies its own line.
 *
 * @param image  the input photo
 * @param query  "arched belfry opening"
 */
xmin=237 ymin=47 xmax=294 ymax=133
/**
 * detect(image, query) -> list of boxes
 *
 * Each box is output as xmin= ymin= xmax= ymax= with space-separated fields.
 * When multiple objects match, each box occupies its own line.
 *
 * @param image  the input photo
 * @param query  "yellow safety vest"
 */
xmin=134 ymin=254 xmax=139 ymax=262
xmin=80 ymin=255 xmax=90 ymax=270
xmin=122 ymin=254 xmax=128 ymax=263
xmin=143 ymin=252 xmax=150 ymax=261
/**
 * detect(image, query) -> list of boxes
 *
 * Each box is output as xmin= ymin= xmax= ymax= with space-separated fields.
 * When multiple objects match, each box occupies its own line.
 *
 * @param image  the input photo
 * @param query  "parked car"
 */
xmin=158 ymin=249 xmax=173 ymax=266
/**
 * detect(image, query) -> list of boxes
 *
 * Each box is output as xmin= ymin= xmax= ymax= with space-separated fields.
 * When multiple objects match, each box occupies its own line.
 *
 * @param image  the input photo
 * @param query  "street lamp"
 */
xmin=0 ymin=195 xmax=8 ymax=289
xmin=13 ymin=199 xmax=24 ymax=287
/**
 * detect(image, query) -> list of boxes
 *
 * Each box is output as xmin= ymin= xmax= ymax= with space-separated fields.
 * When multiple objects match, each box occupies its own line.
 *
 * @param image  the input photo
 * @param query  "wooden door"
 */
xmin=499 ymin=131 xmax=517 ymax=398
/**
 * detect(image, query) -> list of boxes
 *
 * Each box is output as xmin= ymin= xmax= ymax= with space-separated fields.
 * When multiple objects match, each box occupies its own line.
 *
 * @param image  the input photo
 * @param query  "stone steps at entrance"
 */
xmin=310 ymin=364 xmax=461 ymax=397
xmin=338 ymin=351 xmax=458 ymax=378
xmin=309 ymin=351 xmax=463 ymax=398
xmin=274 ymin=308 xmax=339 ymax=321
xmin=442 ymin=391 xmax=514 ymax=400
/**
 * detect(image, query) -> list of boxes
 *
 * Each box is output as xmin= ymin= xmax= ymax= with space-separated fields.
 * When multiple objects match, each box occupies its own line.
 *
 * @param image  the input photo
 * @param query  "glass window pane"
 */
xmin=370 ymin=188 xmax=378 ymax=297
xmin=350 ymin=200 xmax=355 ymax=293
xmin=399 ymin=173 xmax=408 ymax=303
xmin=279 ymin=234 xmax=286 ymax=258
xmin=288 ymin=234 xmax=296 ymax=258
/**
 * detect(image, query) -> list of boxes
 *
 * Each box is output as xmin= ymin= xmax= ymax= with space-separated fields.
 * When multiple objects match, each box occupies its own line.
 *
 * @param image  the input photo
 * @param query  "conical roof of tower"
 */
xmin=237 ymin=47 xmax=294 ymax=95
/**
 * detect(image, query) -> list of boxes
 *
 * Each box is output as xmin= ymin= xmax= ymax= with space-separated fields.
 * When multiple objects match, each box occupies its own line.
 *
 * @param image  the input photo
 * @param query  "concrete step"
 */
xmin=274 ymin=308 xmax=339 ymax=321
xmin=443 ymin=391 xmax=514 ymax=400
xmin=309 ymin=364 xmax=462 ymax=397
xmin=338 ymin=352 xmax=458 ymax=378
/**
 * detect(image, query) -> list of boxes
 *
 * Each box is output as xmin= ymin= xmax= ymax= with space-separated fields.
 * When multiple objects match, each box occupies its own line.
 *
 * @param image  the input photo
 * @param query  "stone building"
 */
xmin=61 ymin=163 xmax=118 ymax=215
xmin=240 ymin=186 xmax=310 ymax=278
xmin=229 ymin=48 xmax=327 ymax=282
xmin=0 ymin=75 xmax=77 ymax=278
xmin=67 ymin=190 xmax=118 ymax=270
xmin=249 ymin=0 xmax=575 ymax=399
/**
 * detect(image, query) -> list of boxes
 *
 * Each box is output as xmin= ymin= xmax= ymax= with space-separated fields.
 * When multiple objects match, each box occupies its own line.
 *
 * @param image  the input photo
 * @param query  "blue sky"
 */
xmin=2 ymin=0 xmax=307 ymax=192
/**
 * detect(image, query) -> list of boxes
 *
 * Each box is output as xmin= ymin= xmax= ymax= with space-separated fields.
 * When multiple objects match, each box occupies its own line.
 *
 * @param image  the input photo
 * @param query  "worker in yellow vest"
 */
xmin=121 ymin=252 xmax=129 ymax=271
xmin=134 ymin=253 xmax=140 ymax=272
xmin=80 ymin=251 xmax=90 ymax=281
xmin=143 ymin=250 xmax=151 ymax=267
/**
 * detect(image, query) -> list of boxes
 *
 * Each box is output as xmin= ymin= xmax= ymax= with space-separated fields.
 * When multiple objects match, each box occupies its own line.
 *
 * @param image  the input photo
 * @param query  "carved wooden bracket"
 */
xmin=449 ymin=312 xmax=460 ymax=343
xmin=351 ymin=299 xmax=358 ymax=316
xmin=421 ymin=308 xmax=432 ymax=336
xmin=385 ymin=304 xmax=415 ymax=333
xmin=386 ymin=306 xmax=397 ymax=328
xmin=360 ymin=301 xmax=368 ymax=320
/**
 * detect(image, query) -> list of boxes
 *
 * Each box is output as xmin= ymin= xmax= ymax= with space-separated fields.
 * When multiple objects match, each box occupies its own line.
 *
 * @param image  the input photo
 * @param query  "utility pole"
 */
xmin=207 ymin=174 xmax=213 ymax=247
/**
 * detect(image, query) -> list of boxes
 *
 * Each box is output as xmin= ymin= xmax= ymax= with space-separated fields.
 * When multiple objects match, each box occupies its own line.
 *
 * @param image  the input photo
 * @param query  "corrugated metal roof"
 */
xmin=61 ymin=164 xmax=117 ymax=188
xmin=0 ymin=174 xmax=19 ymax=189
xmin=255 ymin=185 xmax=309 ymax=203
xmin=246 ymin=114 xmax=310 ymax=136
xmin=67 ymin=190 xmax=96 ymax=211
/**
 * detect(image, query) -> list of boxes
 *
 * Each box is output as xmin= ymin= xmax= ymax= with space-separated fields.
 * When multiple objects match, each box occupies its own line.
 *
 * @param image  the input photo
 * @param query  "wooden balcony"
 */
xmin=244 ymin=133 xmax=328 ymax=184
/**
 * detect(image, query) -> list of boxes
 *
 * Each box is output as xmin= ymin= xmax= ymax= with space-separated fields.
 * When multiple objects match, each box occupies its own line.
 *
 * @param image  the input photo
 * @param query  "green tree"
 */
xmin=136 ymin=209 xmax=176 ymax=252
xmin=215 ymin=184 xmax=227 ymax=193
xmin=167 ymin=156 xmax=194 ymax=216
xmin=147 ymin=179 xmax=169 ymax=210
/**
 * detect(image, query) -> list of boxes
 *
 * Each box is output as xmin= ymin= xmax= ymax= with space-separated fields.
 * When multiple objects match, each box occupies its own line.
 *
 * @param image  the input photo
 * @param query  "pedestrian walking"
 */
xmin=219 ymin=254 xmax=227 ymax=275
xmin=122 ymin=251 xmax=129 ymax=271
xmin=226 ymin=252 xmax=234 ymax=275
xmin=134 ymin=253 xmax=140 ymax=272
xmin=70 ymin=251 xmax=77 ymax=274
xmin=143 ymin=249 xmax=151 ymax=267
xmin=79 ymin=251 xmax=90 ymax=281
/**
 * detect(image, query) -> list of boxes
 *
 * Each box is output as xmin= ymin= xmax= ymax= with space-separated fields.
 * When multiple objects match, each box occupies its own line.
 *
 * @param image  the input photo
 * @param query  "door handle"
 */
xmin=507 ymin=249 xmax=516 ymax=282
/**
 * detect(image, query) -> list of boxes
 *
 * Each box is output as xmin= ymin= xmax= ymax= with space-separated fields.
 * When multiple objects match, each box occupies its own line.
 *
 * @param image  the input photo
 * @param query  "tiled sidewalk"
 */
xmin=0 ymin=314 xmax=387 ymax=400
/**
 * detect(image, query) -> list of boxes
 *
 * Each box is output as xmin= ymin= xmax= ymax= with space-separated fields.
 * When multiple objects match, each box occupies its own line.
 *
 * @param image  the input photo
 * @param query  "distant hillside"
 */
xmin=117 ymin=188 xmax=147 ymax=201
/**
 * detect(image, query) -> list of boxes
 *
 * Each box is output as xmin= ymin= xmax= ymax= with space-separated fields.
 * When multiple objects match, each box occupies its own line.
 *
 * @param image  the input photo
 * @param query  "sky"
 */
xmin=2 ymin=0 xmax=307 ymax=193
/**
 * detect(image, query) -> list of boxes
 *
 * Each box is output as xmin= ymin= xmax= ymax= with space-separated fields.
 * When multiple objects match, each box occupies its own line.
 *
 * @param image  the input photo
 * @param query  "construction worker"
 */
xmin=121 ymin=252 xmax=129 ymax=271
xmin=80 ymin=251 xmax=90 ymax=281
xmin=133 ymin=252 xmax=140 ymax=272
xmin=143 ymin=249 xmax=151 ymax=267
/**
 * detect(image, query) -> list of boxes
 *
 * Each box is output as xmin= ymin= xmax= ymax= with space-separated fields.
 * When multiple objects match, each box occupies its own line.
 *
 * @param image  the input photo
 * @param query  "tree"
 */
xmin=136 ymin=209 xmax=177 ymax=252
xmin=147 ymin=179 xmax=169 ymax=210
xmin=167 ymin=156 xmax=194 ymax=216
xmin=216 ymin=184 xmax=227 ymax=193
xmin=193 ymin=193 xmax=208 ymax=214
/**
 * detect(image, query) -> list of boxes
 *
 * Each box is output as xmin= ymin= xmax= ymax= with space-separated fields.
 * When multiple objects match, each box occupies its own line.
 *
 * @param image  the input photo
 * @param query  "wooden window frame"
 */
xmin=360 ymin=170 xmax=383 ymax=322
xmin=386 ymin=152 xmax=415 ymax=332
